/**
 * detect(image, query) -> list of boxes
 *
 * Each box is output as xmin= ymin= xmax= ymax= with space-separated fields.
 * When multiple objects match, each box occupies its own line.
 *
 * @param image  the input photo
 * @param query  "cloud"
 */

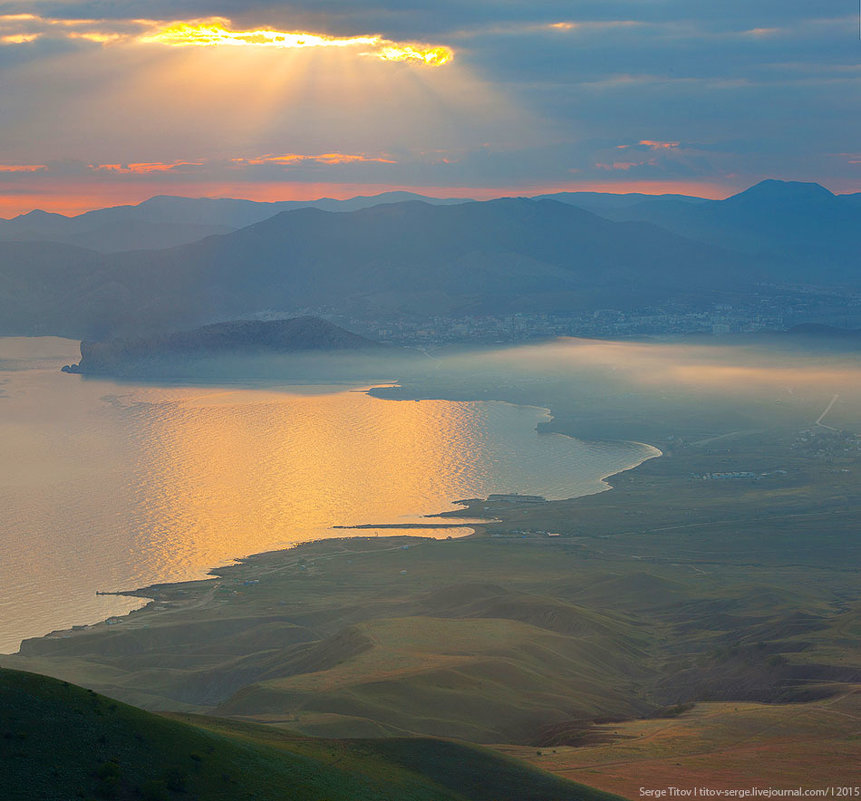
xmin=595 ymin=161 xmax=652 ymax=171
xmin=0 ymin=0 xmax=858 ymax=207
xmin=90 ymin=160 xmax=204 ymax=174
xmin=637 ymin=140 xmax=680 ymax=150
xmin=231 ymin=152 xmax=397 ymax=167
xmin=0 ymin=163 xmax=48 ymax=173
xmin=616 ymin=141 xmax=681 ymax=151
xmin=141 ymin=17 xmax=453 ymax=65
xmin=0 ymin=153 xmax=398 ymax=179
xmin=0 ymin=13 xmax=454 ymax=65
xmin=2 ymin=32 xmax=41 ymax=43
xmin=27 ymin=1 xmax=833 ymax=39
xmin=742 ymin=27 xmax=781 ymax=37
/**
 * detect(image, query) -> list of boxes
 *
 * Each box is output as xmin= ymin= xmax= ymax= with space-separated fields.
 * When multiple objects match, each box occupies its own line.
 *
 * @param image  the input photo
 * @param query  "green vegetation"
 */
xmin=0 ymin=667 xmax=618 ymax=801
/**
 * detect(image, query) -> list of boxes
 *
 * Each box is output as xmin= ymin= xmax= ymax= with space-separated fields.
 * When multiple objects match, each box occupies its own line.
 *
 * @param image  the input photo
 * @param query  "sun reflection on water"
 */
xmin=0 ymin=343 xmax=653 ymax=651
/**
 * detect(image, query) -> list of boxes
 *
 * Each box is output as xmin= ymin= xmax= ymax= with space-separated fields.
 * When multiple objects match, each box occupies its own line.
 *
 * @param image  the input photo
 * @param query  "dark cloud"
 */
xmin=14 ymin=0 xmax=849 ymax=39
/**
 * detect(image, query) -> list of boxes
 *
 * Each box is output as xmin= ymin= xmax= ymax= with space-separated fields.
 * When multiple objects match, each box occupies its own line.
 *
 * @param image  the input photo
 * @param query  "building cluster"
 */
xmin=793 ymin=429 xmax=861 ymax=460
xmin=265 ymin=284 xmax=860 ymax=346
xmin=693 ymin=470 xmax=789 ymax=481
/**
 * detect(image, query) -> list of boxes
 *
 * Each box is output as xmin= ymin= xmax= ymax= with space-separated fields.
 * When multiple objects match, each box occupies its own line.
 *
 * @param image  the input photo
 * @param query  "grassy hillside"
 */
xmin=215 ymin=614 xmax=653 ymax=741
xmin=499 ymin=689 xmax=861 ymax=796
xmin=0 ymin=667 xmax=618 ymax=801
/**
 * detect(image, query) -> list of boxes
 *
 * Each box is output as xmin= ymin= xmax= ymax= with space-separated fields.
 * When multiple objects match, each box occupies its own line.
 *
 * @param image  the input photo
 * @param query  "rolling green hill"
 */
xmin=0 ymin=667 xmax=619 ymax=801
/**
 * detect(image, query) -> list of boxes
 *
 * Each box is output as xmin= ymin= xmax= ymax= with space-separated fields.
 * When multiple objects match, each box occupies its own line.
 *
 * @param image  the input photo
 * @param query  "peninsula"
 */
xmin=62 ymin=316 xmax=384 ymax=376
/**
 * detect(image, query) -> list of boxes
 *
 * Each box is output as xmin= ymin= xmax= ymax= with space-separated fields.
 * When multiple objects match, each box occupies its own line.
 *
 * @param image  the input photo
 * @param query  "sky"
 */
xmin=0 ymin=0 xmax=859 ymax=215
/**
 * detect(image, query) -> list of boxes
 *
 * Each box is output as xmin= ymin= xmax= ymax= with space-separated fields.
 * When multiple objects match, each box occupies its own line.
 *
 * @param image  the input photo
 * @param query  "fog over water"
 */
xmin=0 ymin=338 xmax=657 ymax=653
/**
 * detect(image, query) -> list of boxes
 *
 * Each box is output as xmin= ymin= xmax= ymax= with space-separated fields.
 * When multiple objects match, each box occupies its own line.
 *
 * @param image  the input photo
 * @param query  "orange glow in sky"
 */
xmin=91 ymin=161 xmax=204 ymax=174
xmin=232 ymin=153 xmax=397 ymax=167
xmin=141 ymin=18 xmax=454 ymax=65
xmin=0 ymin=178 xmax=771 ymax=218
xmin=0 ymin=164 xmax=47 ymax=173
xmin=0 ymin=179 xmax=746 ymax=217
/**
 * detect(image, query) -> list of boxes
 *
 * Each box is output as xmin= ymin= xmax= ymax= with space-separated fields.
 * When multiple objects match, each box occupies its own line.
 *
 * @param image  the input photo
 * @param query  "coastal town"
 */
xmin=274 ymin=286 xmax=860 ymax=346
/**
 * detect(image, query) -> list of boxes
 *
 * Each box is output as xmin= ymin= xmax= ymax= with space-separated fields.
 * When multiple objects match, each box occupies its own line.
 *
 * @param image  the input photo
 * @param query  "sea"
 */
xmin=0 ymin=337 xmax=658 ymax=653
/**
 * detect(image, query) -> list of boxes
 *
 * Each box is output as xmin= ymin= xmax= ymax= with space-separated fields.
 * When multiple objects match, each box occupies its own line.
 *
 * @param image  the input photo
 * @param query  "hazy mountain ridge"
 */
xmin=589 ymin=180 xmax=860 ymax=282
xmin=0 ymin=188 xmax=711 ymax=253
xmin=0 ymin=191 xmax=472 ymax=253
xmin=0 ymin=240 xmax=111 ymax=337
xmin=0 ymin=198 xmax=753 ymax=338
xmin=534 ymin=190 xmax=709 ymax=211
xmin=2 ymin=180 xmax=856 ymax=274
xmin=1 ymin=183 xmax=856 ymax=339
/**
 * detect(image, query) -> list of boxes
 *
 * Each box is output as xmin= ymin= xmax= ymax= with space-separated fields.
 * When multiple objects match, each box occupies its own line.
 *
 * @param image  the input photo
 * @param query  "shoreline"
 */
xmin=4 ymin=395 xmax=858 ymax=790
xmin=6 ymin=366 xmax=665 ymax=653
xmin=370 ymin=385 xmax=665 ymax=495
xmin=510 ymin=401 xmax=664 ymax=495
xmin=17 ymin=427 xmax=664 ymax=653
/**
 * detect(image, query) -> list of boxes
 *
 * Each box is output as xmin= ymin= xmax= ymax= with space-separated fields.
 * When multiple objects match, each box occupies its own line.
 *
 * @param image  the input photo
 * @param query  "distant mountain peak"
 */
xmin=16 ymin=209 xmax=69 ymax=221
xmin=728 ymin=179 xmax=834 ymax=204
xmin=138 ymin=195 xmax=191 ymax=205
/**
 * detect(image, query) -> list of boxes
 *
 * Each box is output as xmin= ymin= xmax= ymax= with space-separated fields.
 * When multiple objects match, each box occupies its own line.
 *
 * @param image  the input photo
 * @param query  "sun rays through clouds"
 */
xmin=0 ymin=14 xmax=453 ymax=65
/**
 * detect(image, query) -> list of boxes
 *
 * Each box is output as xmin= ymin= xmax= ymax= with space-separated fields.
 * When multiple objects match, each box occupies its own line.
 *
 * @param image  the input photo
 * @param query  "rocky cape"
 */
xmin=62 ymin=316 xmax=385 ymax=377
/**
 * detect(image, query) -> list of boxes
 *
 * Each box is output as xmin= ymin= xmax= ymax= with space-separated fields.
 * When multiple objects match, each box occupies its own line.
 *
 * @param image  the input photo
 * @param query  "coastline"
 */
xmin=15 ymin=423 xmax=665 ymax=653
xmin=5 ymin=405 xmax=856 ymax=759
xmin=507 ymin=401 xmax=664 ymax=495
xmin=375 ymin=384 xmax=666 ymax=495
xmin=2 ymin=349 xmax=666 ymax=653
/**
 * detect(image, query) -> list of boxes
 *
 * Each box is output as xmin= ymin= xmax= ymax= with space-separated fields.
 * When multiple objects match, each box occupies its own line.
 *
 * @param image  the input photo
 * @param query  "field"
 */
xmin=498 ymin=690 xmax=861 ymax=796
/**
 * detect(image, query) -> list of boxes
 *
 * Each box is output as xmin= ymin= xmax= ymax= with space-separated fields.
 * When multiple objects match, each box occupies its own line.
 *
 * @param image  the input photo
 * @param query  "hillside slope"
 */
xmin=0 ymin=667 xmax=617 ymax=801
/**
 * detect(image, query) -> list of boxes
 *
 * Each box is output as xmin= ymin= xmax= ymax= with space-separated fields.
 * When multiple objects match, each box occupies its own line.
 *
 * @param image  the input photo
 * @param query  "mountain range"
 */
xmin=0 ymin=180 xmax=857 ymax=339
xmin=0 ymin=191 xmax=472 ymax=253
xmin=0 ymin=188 xmax=715 ymax=253
xmin=0 ymin=197 xmax=750 ymax=338
xmin=593 ymin=180 xmax=859 ymax=283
